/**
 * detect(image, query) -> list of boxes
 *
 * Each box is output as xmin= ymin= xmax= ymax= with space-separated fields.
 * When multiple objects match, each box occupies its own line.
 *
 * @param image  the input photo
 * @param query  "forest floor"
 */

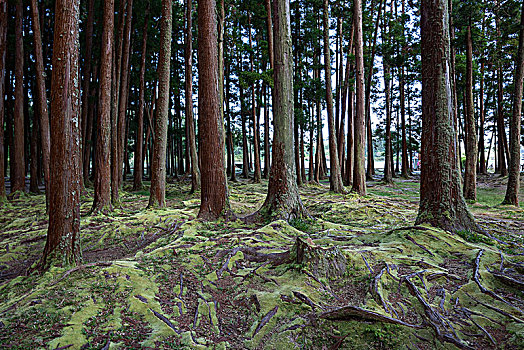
xmin=0 ymin=174 xmax=523 ymax=349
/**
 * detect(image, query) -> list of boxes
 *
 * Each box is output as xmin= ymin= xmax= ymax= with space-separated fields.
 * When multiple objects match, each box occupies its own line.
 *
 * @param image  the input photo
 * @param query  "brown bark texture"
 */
xmin=39 ymin=0 xmax=82 ymax=269
xmin=92 ymin=0 xmax=114 ymax=213
xmin=503 ymin=3 xmax=524 ymax=206
xmin=417 ymin=0 xmax=478 ymax=233
xmin=352 ymin=0 xmax=366 ymax=195
xmin=149 ymin=0 xmax=172 ymax=208
xmin=463 ymin=24 xmax=477 ymax=201
xmin=197 ymin=0 xmax=230 ymax=220
xmin=12 ymin=0 xmax=25 ymax=193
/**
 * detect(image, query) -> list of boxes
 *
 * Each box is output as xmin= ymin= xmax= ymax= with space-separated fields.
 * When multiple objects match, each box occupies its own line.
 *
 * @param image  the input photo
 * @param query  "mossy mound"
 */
xmin=0 ymin=178 xmax=523 ymax=349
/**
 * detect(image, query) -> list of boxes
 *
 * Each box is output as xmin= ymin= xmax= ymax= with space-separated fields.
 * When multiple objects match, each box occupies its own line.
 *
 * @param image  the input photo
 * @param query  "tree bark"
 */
xmin=12 ymin=0 xmax=25 ymax=194
xmin=463 ymin=24 xmax=477 ymax=201
xmin=417 ymin=0 xmax=478 ymax=233
xmin=148 ymin=0 xmax=172 ymax=208
xmin=0 ymin=1 xmax=7 ymax=200
xmin=30 ymin=0 xmax=50 ymax=203
xmin=323 ymin=0 xmax=345 ymax=193
xmin=352 ymin=0 xmax=366 ymax=195
xmin=133 ymin=3 xmax=149 ymax=191
xmin=197 ymin=0 xmax=230 ymax=220
xmin=382 ymin=12 xmax=393 ymax=184
xmin=185 ymin=0 xmax=201 ymax=193
xmin=249 ymin=14 xmax=262 ymax=183
xmin=92 ymin=0 xmax=114 ymax=214
xmin=39 ymin=0 xmax=82 ymax=270
xmin=251 ymin=0 xmax=307 ymax=221
xmin=503 ymin=2 xmax=524 ymax=206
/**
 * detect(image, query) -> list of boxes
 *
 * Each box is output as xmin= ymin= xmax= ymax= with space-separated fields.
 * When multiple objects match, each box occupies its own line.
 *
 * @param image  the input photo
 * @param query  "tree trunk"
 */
xmin=30 ymin=0 xmax=50 ymax=203
xmin=12 ymin=0 xmax=25 ymax=194
xmin=148 ymin=0 xmax=172 ymax=208
xmin=133 ymin=3 xmax=149 ymax=191
xmin=197 ymin=0 xmax=230 ymax=220
xmin=80 ymin=0 xmax=95 ymax=187
xmin=503 ymin=2 xmax=524 ymax=206
xmin=263 ymin=81 xmax=271 ymax=179
xmin=463 ymin=24 xmax=477 ymax=201
xmin=185 ymin=0 xmax=201 ymax=193
xmin=382 ymin=14 xmax=393 ymax=184
xmin=264 ymin=0 xmax=273 ymax=179
xmin=323 ymin=0 xmax=345 ymax=193
xmin=249 ymin=14 xmax=262 ymax=183
xmin=478 ymin=62 xmax=487 ymax=175
xmin=38 ymin=0 xmax=82 ymax=270
xmin=0 ymin=1 xmax=7 ymax=201
xmin=252 ymin=0 xmax=307 ymax=221
xmin=352 ymin=0 xmax=366 ymax=195
xmin=92 ymin=0 xmax=114 ymax=214
xmin=417 ymin=0 xmax=478 ymax=233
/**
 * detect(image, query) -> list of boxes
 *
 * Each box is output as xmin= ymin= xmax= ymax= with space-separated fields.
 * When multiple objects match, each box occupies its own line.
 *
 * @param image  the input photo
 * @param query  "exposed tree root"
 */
xmin=319 ymin=305 xmax=422 ymax=328
xmin=50 ymin=262 xmax=112 ymax=286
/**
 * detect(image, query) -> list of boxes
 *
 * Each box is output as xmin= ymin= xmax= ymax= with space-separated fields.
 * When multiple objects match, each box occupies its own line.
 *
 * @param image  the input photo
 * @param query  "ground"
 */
xmin=0 ymin=174 xmax=523 ymax=349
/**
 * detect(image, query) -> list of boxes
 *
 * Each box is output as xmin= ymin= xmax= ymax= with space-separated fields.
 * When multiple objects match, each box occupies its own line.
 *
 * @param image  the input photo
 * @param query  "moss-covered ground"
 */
xmin=0 ymin=174 xmax=523 ymax=349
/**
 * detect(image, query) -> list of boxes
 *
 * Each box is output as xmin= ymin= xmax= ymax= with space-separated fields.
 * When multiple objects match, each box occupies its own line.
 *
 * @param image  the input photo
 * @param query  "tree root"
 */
xmin=149 ymin=308 xmax=181 ymax=334
xmin=253 ymin=305 xmax=278 ymax=337
xmin=319 ymin=304 xmax=422 ymax=329
xmin=50 ymin=262 xmax=112 ymax=286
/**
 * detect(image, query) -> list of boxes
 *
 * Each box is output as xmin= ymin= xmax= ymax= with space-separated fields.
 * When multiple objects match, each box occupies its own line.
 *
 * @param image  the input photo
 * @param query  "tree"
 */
xmin=250 ymin=0 xmax=307 ymax=221
xmin=197 ymin=0 xmax=230 ymax=220
xmin=148 ymin=0 xmax=172 ymax=208
xmin=30 ymin=0 xmax=51 ymax=205
xmin=323 ymin=0 xmax=345 ymax=193
xmin=133 ymin=2 xmax=150 ymax=191
xmin=503 ymin=1 xmax=524 ymax=206
xmin=38 ymin=0 xmax=82 ymax=269
xmin=463 ymin=23 xmax=477 ymax=201
xmin=0 ymin=0 xmax=6 ymax=201
xmin=416 ymin=0 xmax=477 ymax=232
xmin=352 ymin=0 xmax=366 ymax=195
xmin=12 ymin=0 xmax=25 ymax=194
xmin=185 ymin=0 xmax=201 ymax=193
xmin=92 ymin=0 xmax=114 ymax=213
xmin=382 ymin=8 xmax=393 ymax=184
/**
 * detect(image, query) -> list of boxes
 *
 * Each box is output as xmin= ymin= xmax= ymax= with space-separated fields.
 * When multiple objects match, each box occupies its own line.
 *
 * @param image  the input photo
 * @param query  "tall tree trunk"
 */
xmin=226 ymin=60 xmax=237 ymax=182
xmin=117 ymin=0 xmax=133 ymax=190
xmin=38 ymin=0 xmax=81 ymax=270
xmin=323 ymin=0 xmax=345 ymax=193
xmin=263 ymin=81 xmax=271 ymax=179
xmin=148 ymin=0 xmax=172 ymax=208
xmin=133 ymin=3 xmax=149 ymax=191
xmin=382 ymin=14 xmax=393 ymax=184
xmin=503 ymin=2 xmax=524 ymax=206
xmin=478 ymin=63 xmax=487 ymax=175
xmin=464 ymin=24 xmax=477 ymax=201
xmin=252 ymin=0 xmax=307 ymax=221
xmin=0 ymin=0 xmax=6 ymax=201
xmin=339 ymin=27 xmax=354 ymax=172
xmin=240 ymin=83 xmax=249 ymax=178
xmin=12 ymin=0 xmax=25 ymax=194
xmin=30 ymin=0 xmax=50 ymax=203
xmin=417 ymin=0 xmax=477 ymax=233
xmin=249 ymin=14 xmax=262 ymax=183
xmin=92 ymin=0 xmax=114 ymax=213
xmin=185 ymin=0 xmax=201 ymax=193
xmin=80 ymin=0 xmax=95 ymax=187
xmin=352 ymin=0 xmax=366 ymax=195
xmin=399 ymin=0 xmax=409 ymax=178
xmin=264 ymin=0 xmax=273 ymax=179
xmin=197 ymin=0 xmax=230 ymax=220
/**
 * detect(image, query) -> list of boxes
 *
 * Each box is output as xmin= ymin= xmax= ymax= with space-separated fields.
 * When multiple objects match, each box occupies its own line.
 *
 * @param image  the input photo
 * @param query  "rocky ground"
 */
xmin=0 ymin=174 xmax=523 ymax=349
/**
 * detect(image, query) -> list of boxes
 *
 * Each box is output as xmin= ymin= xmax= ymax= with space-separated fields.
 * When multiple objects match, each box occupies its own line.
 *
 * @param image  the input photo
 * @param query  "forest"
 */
xmin=0 ymin=0 xmax=523 ymax=348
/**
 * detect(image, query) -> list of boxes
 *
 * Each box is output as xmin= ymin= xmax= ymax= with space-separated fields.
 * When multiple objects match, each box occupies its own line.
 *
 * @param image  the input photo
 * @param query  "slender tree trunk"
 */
xmin=12 ymin=0 xmax=25 ymax=194
xmin=92 ymin=0 xmax=114 ymax=213
xmin=149 ymin=0 xmax=172 ymax=208
xmin=417 ymin=0 xmax=478 ymax=233
xmin=264 ymin=0 xmax=273 ymax=179
xmin=133 ymin=3 xmax=149 ymax=191
xmin=503 ymin=2 xmax=524 ymax=206
xmin=478 ymin=63 xmax=487 ymax=175
xmin=185 ymin=0 xmax=201 ymax=193
xmin=323 ymin=0 xmax=345 ymax=193
xmin=117 ymin=0 xmax=133 ymax=190
xmin=0 ymin=0 xmax=6 ymax=200
xmin=80 ymin=0 xmax=95 ymax=187
xmin=249 ymin=14 xmax=262 ymax=183
xmin=240 ymin=84 xmax=249 ymax=178
xmin=464 ymin=24 xmax=477 ymax=201
xmin=252 ymin=0 xmax=307 ymax=221
xmin=352 ymin=0 xmax=366 ymax=195
xmin=263 ymin=81 xmax=270 ymax=179
xmin=383 ymin=21 xmax=393 ymax=184
xmin=197 ymin=0 xmax=230 ymax=220
xmin=38 ymin=0 xmax=82 ymax=270
xmin=339 ymin=27 xmax=353 ymax=171
xmin=30 ymin=0 xmax=50 ymax=203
